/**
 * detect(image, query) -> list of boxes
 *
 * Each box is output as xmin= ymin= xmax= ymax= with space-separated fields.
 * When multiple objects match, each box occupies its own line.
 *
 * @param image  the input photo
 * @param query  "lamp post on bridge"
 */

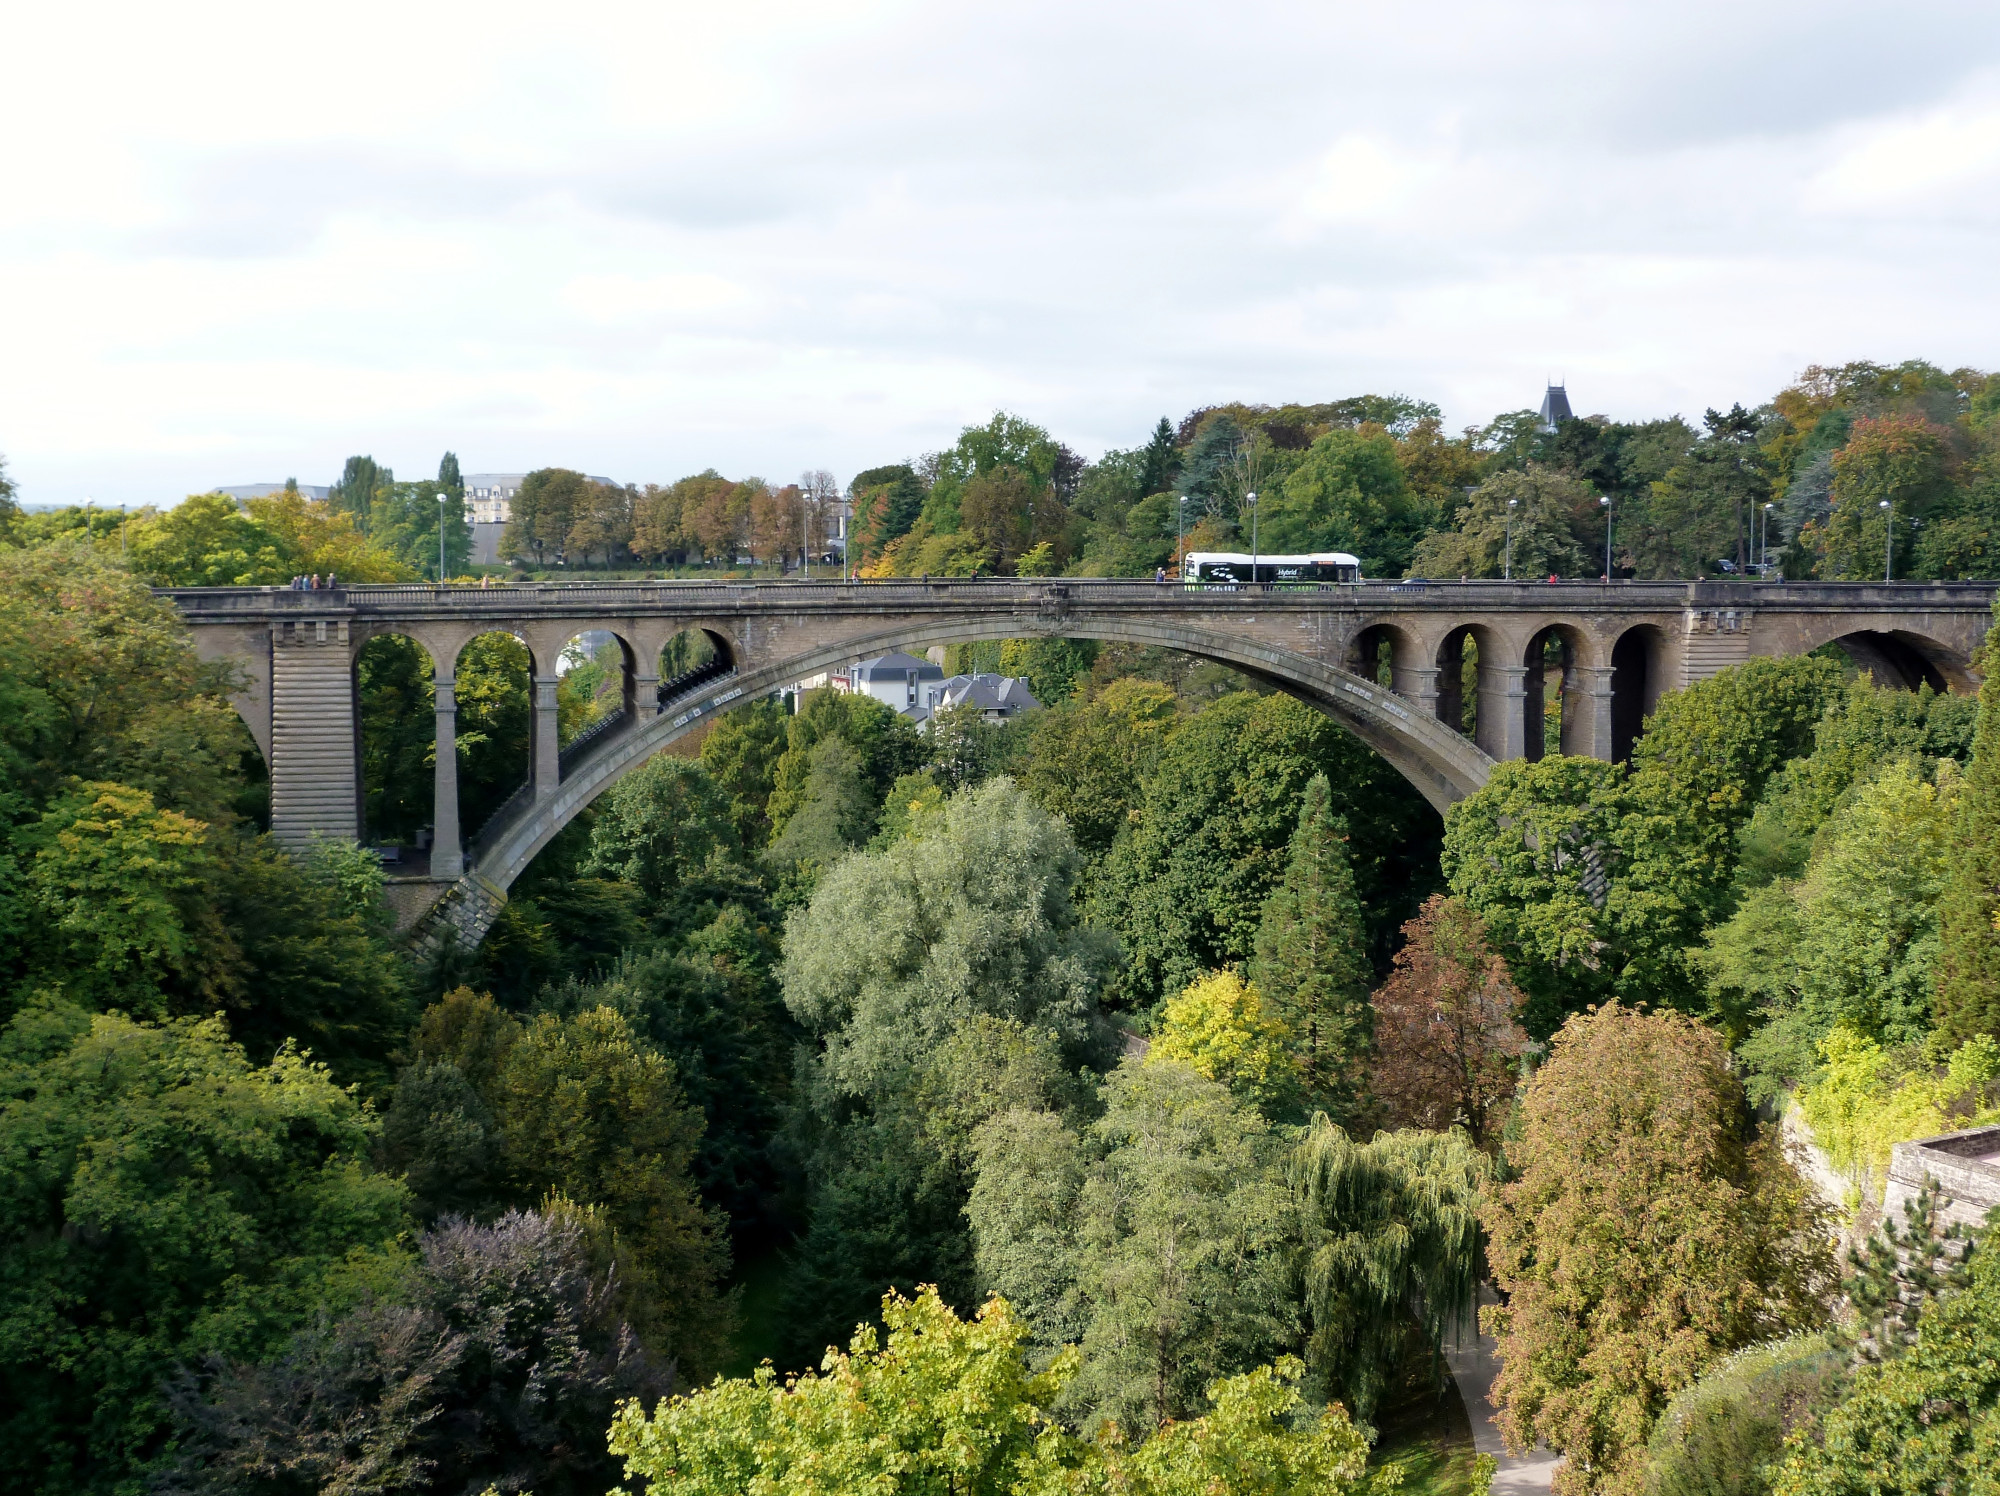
xmin=1881 ymin=498 xmax=1893 ymax=582
xmin=437 ymin=487 xmax=448 ymax=583
xmin=1504 ymin=498 xmax=1518 ymax=580
xmin=1246 ymin=490 xmax=1259 ymax=588
xmin=1599 ymin=494 xmax=1611 ymax=582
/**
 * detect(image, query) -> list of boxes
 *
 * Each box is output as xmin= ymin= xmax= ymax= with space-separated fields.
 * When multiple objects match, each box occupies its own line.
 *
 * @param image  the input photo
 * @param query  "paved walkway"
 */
xmin=1443 ymin=1294 xmax=1560 ymax=1496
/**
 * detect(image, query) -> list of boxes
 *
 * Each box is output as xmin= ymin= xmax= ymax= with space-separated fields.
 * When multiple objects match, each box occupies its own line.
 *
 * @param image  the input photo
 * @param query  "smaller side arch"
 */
xmin=1520 ymin=620 xmax=1599 ymax=761
xmin=1610 ymin=624 xmax=1668 ymax=764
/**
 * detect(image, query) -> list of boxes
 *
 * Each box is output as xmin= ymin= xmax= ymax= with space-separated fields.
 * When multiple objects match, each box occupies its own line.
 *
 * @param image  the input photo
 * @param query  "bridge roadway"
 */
xmin=161 ymin=576 xmax=1997 ymax=949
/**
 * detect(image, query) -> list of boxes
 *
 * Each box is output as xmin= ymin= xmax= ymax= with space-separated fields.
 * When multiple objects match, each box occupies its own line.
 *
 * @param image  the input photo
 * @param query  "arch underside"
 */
xmin=474 ymin=614 xmax=1499 ymax=893
xmin=1773 ymin=616 xmax=1978 ymax=692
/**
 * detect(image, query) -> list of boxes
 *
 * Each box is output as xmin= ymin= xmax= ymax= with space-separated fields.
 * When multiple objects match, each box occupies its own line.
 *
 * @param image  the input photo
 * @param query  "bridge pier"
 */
xmin=1571 ymin=665 xmax=1615 ymax=761
xmin=533 ymin=674 xmax=561 ymax=798
xmin=269 ymin=618 xmax=360 ymax=846
xmin=1475 ymin=662 xmax=1529 ymax=761
xmin=633 ymin=672 xmax=660 ymax=719
xmin=1394 ymin=662 xmax=1441 ymax=718
xmin=432 ymin=672 xmax=463 ymax=880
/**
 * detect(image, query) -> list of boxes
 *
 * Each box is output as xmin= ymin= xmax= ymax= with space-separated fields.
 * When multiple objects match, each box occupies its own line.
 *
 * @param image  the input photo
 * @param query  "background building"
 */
xmin=216 ymin=483 xmax=332 ymax=502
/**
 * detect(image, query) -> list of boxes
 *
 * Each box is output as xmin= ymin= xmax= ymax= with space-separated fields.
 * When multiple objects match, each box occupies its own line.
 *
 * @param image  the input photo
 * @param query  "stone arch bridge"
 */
xmin=161 ymin=577 xmax=1996 ymax=948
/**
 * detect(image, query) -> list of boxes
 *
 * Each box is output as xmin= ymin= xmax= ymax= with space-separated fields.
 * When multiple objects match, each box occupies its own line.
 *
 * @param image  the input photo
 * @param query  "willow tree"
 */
xmin=1289 ymin=1118 xmax=1487 ymax=1423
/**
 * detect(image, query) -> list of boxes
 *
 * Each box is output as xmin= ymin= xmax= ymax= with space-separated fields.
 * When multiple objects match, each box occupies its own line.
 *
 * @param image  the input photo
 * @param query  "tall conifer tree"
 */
xmin=1251 ymin=772 xmax=1373 ymax=1120
xmin=438 ymin=451 xmax=463 ymax=494
xmin=331 ymin=454 xmax=388 ymax=528
xmin=1936 ymin=601 xmax=2000 ymax=1041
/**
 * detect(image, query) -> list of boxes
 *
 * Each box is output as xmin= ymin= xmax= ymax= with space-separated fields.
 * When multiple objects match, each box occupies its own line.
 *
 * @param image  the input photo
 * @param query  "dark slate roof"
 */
xmin=1537 ymin=383 xmax=1574 ymax=431
xmin=934 ymin=673 xmax=1043 ymax=715
xmin=852 ymin=650 xmax=944 ymax=682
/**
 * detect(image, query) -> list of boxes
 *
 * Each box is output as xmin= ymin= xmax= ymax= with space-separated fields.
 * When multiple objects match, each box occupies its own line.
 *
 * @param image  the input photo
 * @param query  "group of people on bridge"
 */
xmin=288 ymin=573 xmax=339 ymax=590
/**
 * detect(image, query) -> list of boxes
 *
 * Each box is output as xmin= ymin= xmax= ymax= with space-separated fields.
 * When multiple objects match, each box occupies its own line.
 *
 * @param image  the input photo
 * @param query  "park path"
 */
xmin=1443 ymin=1290 xmax=1559 ymax=1496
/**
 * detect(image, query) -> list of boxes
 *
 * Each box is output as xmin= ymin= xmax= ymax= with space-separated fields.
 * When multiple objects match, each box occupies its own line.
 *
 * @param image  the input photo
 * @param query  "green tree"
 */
xmin=330 ymin=454 xmax=391 ymax=526
xmin=610 ymin=1286 xmax=1077 ymax=1496
xmin=1628 ymin=655 xmax=1848 ymax=915
xmin=1251 ymin=772 xmax=1373 ymax=1120
xmin=1446 ymin=657 xmax=1848 ymax=1030
xmin=368 ymin=478 xmax=470 ymax=580
xmin=1772 ymin=1239 xmax=2000 ymax=1496
xmin=0 ymin=1005 xmax=410 ymax=1493
xmin=1015 ymin=678 xmax=1179 ymax=858
xmin=998 ymin=636 xmax=1098 ymax=706
xmin=969 ymin=1059 xmax=1295 ymax=1435
xmin=502 ymin=467 xmax=592 ymax=566
xmin=1635 ymin=408 xmax=1767 ymax=580
xmin=1484 ymin=1004 xmax=1832 ymax=1496
xmin=489 ymin=1005 xmax=733 ymax=1376
xmin=1733 ymin=677 xmax=1973 ymax=890
xmin=23 ymin=779 xmax=226 ymax=1010
xmin=766 ymin=688 xmax=921 ymax=836
xmin=1102 ymin=692 xmax=1441 ymax=1011
xmin=778 ymin=779 xmax=1115 ymax=1356
xmin=125 ymin=491 xmax=293 ymax=585
xmin=763 ymin=735 xmax=880 ymax=901
xmin=438 ymin=450 xmax=462 ymax=494
xmin=1409 ymin=467 xmax=1596 ymax=579
xmin=1813 ymin=416 xmax=1955 ymax=581
xmin=580 ymin=754 xmax=746 ymax=930
xmin=699 ymin=696 xmax=790 ymax=846
xmin=782 ymin=779 xmax=1110 ymax=1105
xmin=1267 ymin=425 xmax=1422 ymax=575
xmin=1639 ymin=1336 xmax=1848 ymax=1496
xmin=453 ymin=631 xmax=533 ymax=832
xmin=1937 ymin=602 xmax=2000 ymax=1042
xmin=357 ymin=633 xmax=437 ymax=842
xmin=1290 ymin=1120 xmax=1488 ymax=1423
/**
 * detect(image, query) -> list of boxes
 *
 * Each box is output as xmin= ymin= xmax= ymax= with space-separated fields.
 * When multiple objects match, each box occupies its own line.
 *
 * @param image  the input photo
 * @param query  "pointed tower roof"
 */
xmin=1537 ymin=383 xmax=1574 ymax=433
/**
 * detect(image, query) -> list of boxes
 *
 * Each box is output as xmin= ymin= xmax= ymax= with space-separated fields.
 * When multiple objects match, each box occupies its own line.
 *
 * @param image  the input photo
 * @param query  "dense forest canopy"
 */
xmin=2 ymin=359 xmax=2000 ymax=1496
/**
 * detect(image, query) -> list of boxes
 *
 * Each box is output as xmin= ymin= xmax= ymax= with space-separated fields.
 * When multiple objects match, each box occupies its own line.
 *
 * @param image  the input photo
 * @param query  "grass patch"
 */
xmin=718 ymin=1246 xmax=797 ymax=1380
xmin=1372 ymin=1364 xmax=1480 ymax=1496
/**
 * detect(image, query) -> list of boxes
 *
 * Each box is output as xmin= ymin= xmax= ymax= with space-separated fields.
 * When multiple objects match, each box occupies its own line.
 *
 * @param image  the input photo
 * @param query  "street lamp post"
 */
xmin=1599 ymin=494 xmax=1611 ymax=581
xmin=1762 ymin=503 xmax=1774 ymax=576
xmin=1246 ymin=491 xmax=1259 ymax=588
xmin=1505 ymin=498 xmax=1518 ymax=580
xmin=436 ymin=488 xmax=449 ymax=583
xmin=1880 ymin=498 xmax=1893 ymax=582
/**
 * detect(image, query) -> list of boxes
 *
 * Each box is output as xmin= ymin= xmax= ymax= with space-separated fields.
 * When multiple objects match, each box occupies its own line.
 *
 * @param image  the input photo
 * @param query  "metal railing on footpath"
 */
xmin=465 ymin=781 xmax=534 ymax=864
xmin=554 ymin=708 xmax=630 ymax=777
xmin=464 ymin=655 xmax=737 ymax=867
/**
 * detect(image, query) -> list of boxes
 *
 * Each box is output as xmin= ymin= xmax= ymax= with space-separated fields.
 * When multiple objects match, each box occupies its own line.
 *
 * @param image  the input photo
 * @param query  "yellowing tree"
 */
xmin=1484 ymin=1004 xmax=1832 ymax=1496
xmin=608 ymin=1285 xmax=1375 ymax=1496
xmin=1148 ymin=969 xmax=1300 ymax=1118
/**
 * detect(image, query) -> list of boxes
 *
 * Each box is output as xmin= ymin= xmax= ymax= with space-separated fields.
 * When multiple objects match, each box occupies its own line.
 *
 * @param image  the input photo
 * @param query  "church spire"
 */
xmin=1537 ymin=381 xmax=1573 ymax=434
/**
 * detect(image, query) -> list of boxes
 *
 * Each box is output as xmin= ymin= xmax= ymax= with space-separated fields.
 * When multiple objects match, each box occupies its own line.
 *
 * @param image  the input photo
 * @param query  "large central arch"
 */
xmin=466 ymin=614 xmax=1498 ymax=899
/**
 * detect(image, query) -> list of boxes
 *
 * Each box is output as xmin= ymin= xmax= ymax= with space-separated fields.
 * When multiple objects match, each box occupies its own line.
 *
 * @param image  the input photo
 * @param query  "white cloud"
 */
xmin=1 ymin=0 xmax=1998 ymax=502
xmin=1804 ymin=86 xmax=2000 ymax=212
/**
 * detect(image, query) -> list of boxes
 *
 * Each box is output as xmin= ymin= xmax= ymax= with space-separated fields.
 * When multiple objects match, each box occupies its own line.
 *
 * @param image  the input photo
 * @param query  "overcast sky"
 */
xmin=4 ymin=0 xmax=1998 ymax=504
